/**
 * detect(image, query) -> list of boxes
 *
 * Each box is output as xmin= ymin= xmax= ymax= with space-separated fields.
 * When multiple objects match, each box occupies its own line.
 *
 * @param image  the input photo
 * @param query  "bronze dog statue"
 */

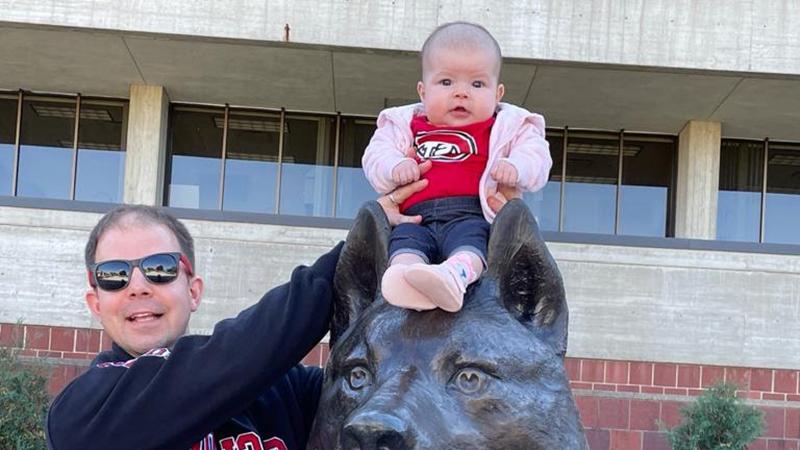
xmin=308 ymin=199 xmax=588 ymax=450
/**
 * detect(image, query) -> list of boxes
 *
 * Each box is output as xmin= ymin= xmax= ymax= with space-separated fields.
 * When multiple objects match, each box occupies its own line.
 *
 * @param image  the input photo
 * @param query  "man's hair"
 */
xmin=84 ymin=205 xmax=195 ymax=268
xmin=420 ymin=21 xmax=503 ymax=78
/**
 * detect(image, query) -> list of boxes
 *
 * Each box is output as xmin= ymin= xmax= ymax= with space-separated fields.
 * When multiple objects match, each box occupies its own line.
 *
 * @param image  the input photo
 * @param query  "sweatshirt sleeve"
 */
xmin=46 ymin=242 xmax=343 ymax=450
xmin=361 ymin=108 xmax=413 ymax=194
xmin=502 ymin=113 xmax=553 ymax=193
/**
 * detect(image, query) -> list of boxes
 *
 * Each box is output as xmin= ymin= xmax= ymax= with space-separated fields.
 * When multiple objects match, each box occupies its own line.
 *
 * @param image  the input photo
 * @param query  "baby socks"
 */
xmin=404 ymin=252 xmax=481 ymax=312
xmin=381 ymin=252 xmax=482 ymax=312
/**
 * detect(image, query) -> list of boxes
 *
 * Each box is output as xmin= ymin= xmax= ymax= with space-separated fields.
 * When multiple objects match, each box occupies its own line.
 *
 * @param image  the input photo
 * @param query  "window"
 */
xmin=720 ymin=139 xmax=800 ymax=245
xmin=717 ymin=140 xmax=763 ymax=242
xmin=563 ymin=131 xmax=619 ymax=234
xmin=18 ymin=96 xmax=76 ymax=199
xmin=278 ymin=115 xmax=336 ymax=217
xmin=167 ymin=105 xmax=677 ymax=232
xmin=524 ymin=131 xmax=562 ymax=232
xmin=765 ymin=142 xmax=800 ymax=245
xmin=223 ymin=110 xmax=281 ymax=213
xmin=167 ymin=104 xmax=376 ymax=219
xmin=1 ymin=92 xmax=127 ymax=203
xmin=529 ymin=129 xmax=675 ymax=236
xmin=337 ymin=117 xmax=377 ymax=218
xmin=74 ymin=100 xmax=126 ymax=203
xmin=619 ymin=134 xmax=673 ymax=237
xmin=167 ymin=106 xmax=224 ymax=209
xmin=0 ymin=95 xmax=16 ymax=196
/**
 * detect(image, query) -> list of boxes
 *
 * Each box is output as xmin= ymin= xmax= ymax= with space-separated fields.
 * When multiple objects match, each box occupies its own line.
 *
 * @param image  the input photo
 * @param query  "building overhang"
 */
xmin=2 ymin=22 xmax=800 ymax=140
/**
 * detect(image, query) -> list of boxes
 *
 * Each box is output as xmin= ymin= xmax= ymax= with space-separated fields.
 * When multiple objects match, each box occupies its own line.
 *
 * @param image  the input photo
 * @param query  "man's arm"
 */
xmin=47 ymin=242 xmax=343 ymax=450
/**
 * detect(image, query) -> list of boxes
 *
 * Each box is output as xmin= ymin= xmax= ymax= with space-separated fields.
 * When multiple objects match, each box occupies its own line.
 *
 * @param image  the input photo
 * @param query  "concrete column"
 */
xmin=675 ymin=121 xmax=721 ymax=239
xmin=123 ymin=85 xmax=170 ymax=206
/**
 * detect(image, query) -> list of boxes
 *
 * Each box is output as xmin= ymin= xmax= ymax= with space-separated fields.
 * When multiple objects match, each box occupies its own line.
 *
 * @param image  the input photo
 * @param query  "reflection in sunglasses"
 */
xmin=90 ymin=252 xmax=191 ymax=291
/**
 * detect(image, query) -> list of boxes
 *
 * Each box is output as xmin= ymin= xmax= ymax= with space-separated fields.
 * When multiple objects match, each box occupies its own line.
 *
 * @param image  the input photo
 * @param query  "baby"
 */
xmin=362 ymin=21 xmax=552 ymax=312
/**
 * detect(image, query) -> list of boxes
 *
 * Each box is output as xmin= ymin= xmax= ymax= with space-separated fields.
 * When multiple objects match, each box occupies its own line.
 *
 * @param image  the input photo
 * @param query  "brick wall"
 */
xmin=4 ymin=322 xmax=798 ymax=449
xmin=568 ymin=358 xmax=800 ymax=449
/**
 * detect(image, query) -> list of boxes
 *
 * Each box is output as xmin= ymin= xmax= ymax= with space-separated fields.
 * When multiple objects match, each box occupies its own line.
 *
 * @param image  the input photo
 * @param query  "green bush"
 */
xmin=0 ymin=347 xmax=49 ymax=450
xmin=667 ymin=382 xmax=764 ymax=450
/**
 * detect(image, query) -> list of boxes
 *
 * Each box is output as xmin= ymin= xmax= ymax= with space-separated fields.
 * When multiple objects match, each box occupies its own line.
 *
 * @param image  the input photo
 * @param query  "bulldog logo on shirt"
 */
xmin=414 ymin=129 xmax=477 ymax=162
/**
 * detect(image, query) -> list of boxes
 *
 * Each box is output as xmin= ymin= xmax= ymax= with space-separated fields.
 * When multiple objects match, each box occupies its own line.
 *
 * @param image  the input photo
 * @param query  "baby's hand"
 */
xmin=392 ymin=158 xmax=421 ymax=185
xmin=490 ymin=160 xmax=519 ymax=187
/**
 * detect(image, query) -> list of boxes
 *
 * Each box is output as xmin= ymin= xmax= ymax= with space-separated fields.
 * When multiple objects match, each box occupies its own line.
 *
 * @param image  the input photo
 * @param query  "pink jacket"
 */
xmin=362 ymin=102 xmax=552 ymax=222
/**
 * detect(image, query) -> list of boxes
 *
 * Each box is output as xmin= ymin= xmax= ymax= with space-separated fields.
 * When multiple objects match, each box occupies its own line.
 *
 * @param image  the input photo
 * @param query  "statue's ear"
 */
xmin=487 ymin=199 xmax=569 ymax=357
xmin=330 ymin=201 xmax=390 ymax=346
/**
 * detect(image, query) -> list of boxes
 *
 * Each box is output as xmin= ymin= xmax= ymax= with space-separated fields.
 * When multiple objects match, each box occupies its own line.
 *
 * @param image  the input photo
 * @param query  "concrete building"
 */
xmin=1 ymin=1 xmax=799 ymax=448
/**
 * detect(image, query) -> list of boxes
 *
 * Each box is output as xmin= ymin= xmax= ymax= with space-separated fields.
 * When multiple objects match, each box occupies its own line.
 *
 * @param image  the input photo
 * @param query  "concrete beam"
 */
xmin=675 ymin=121 xmax=721 ymax=239
xmin=123 ymin=85 xmax=168 ymax=206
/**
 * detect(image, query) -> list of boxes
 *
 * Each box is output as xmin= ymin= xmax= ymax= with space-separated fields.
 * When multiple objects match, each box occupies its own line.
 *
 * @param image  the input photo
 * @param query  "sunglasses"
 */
xmin=88 ymin=252 xmax=194 ymax=292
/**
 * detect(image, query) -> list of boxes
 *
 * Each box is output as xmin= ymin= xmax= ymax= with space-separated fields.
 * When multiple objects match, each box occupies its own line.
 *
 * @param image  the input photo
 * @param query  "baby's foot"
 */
xmin=381 ymin=265 xmax=437 ymax=311
xmin=404 ymin=262 xmax=467 ymax=312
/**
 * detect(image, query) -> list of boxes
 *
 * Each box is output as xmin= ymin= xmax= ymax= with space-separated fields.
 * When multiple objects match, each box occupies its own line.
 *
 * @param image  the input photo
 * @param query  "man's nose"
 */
xmin=342 ymin=410 xmax=414 ymax=450
xmin=125 ymin=267 xmax=153 ymax=296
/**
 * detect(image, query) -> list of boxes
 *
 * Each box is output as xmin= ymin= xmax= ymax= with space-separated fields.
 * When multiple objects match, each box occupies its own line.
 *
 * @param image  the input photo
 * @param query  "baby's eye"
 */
xmin=472 ymin=81 xmax=486 ymax=88
xmin=439 ymin=79 xmax=452 ymax=86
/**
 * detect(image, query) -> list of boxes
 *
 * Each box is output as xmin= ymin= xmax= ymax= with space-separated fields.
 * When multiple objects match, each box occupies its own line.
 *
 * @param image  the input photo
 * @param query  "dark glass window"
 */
xmin=17 ymin=97 xmax=76 ymax=199
xmin=0 ymin=96 xmax=16 ymax=196
xmin=764 ymin=142 xmax=800 ymax=245
xmin=524 ymin=131 xmax=562 ymax=232
xmin=74 ymin=101 xmax=126 ymax=203
xmin=717 ymin=140 xmax=763 ymax=242
xmin=168 ymin=106 xmax=224 ymax=210
xmin=222 ymin=110 xmax=281 ymax=213
xmin=563 ymin=132 xmax=619 ymax=234
xmin=619 ymin=134 xmax=674 ymax=237
xmin=278 ymin=115 xmax=336 ymax=217
xmin=336 ymin=117 xmax=377 ymax=219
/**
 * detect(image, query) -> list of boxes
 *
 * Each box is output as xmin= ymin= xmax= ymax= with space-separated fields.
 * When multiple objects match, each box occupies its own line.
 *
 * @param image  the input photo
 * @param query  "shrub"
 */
xmin=0 ymin=347 xmax=49 ymax=450
xmin=667 ymin=382 xmax=764 ymax=450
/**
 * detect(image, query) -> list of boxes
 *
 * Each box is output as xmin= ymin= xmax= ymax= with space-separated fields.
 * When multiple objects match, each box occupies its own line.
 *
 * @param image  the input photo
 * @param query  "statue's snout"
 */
xmin=342 ymin=410 xmax=415 ymax=450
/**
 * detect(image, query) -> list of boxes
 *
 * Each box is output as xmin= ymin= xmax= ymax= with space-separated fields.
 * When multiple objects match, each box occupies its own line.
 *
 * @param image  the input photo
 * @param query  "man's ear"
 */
xmin=417 ymin=81 xmax=425 ymax=102
xmin=188 ymin=276 xmax=203 ymax=312
xmin=85 ymin=289 xmax=101 ymax=319
xmin=496 ymin=83 xmax=505 ymax=102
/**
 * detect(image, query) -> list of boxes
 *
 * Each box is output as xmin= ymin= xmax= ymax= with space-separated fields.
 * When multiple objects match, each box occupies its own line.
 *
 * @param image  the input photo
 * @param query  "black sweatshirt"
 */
xmin=46 ymin=242 xmax=343 ymax=450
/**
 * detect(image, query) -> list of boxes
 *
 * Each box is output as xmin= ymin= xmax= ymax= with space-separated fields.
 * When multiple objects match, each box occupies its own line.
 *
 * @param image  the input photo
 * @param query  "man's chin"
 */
xmin=122 ymin=336 xmax=171 ymax=357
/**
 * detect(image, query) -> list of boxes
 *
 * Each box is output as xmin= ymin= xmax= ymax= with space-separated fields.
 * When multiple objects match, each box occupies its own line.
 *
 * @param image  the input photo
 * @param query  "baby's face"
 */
xmin=417 ymin=45 xmax=504 ymax=127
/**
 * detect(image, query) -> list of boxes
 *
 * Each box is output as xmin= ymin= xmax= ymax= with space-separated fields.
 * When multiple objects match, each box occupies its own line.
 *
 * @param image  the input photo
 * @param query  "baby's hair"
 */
xmin=420 ymin=21 xmax=503 ymax=78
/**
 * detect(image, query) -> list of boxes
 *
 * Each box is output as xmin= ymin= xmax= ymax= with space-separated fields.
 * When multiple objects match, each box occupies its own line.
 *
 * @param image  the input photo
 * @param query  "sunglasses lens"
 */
xmin=141 ymin=253 xmax=179 ymax=284
xmin=95 ymin=261 xmax=131 ymax=291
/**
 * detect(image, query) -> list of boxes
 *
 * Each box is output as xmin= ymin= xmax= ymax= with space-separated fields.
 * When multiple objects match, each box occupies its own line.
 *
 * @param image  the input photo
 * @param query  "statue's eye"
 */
xmin=347 ymin=366 xmax=373 ymax=390
xmin=453 ymin=368 xmax=488 ymax=394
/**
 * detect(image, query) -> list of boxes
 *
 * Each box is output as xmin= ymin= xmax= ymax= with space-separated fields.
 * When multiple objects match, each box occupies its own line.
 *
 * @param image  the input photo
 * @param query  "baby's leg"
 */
xmin=382 ymin=224 xmax=438 ymax=310
xmin=404 ymin=251 xmax=483 ymax=312
xmin=404 ymin=212 xmax=489 ymax=312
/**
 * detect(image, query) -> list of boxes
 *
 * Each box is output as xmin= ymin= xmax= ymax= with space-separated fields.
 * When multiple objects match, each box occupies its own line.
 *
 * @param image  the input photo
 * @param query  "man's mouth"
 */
xmin=127 ymin=312 xmax=163 ymax=322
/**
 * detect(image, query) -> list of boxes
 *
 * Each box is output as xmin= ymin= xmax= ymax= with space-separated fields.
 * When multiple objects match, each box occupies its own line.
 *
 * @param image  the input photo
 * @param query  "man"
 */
xmin=46 ymin=179 xmax=430 ymax=450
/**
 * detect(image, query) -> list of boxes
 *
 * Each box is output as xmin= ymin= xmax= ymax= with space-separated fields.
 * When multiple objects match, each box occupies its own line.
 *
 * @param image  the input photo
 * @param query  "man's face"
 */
xmin=85 ymin=221 xmax=203 ymax=357
xmin=417 ymin=44 xmax=505 ymax=127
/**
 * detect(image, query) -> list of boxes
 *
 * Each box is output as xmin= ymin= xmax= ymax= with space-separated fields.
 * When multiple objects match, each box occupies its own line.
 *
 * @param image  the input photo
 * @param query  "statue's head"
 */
xmin=307 ymin=200 xmax=587 ymax=450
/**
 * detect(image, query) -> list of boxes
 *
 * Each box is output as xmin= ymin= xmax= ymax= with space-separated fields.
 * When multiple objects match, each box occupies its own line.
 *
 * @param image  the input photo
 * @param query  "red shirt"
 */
xmin=402 ymin=115 xmax=495 ymax=211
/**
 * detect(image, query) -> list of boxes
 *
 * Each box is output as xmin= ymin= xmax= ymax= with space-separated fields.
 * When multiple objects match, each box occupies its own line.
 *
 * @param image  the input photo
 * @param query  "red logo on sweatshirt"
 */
xmin=414 ymin=129 xmax=477 ymax=162
xmin=217 ymin=433 xmax=287 ymax=450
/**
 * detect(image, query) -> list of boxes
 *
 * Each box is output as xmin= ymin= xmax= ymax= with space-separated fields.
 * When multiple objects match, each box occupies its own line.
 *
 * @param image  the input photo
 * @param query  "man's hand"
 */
xmin=378 ymin=179 xmax=429 ymax=226
xmin=391 ymin=148 xmax=433 ymax=186
xmin=486 ymin=183 xmax=522 ymax=214
xmin=490 ymin=160 xmax=519 ymax=187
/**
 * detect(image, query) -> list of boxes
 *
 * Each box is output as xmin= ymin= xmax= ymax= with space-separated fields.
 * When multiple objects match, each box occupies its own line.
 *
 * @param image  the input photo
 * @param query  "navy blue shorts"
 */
xmin=389 ymin=196 xmax=489 ymax=264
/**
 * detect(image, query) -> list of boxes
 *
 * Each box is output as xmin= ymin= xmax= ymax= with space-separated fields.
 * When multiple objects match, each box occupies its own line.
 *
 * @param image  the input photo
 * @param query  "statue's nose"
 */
xmin=342 ymin=410 xmax=414 ymax=450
